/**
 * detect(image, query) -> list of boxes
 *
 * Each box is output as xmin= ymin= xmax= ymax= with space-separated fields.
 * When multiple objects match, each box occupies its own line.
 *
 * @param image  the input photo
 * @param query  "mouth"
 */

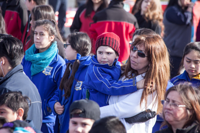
xmin=188 ymin=69 xmax=196 ymax=73
xmin=131 ymin=60 xmax=137 ymax=65
xmin=101 ymin=61 xmax=108 ymax=64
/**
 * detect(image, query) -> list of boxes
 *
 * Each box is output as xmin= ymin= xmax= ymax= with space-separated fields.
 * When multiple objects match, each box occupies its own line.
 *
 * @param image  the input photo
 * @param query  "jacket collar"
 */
xmin=109 ymin=0 xmax=124 ymax=9
xmin=0 ymin=64 xmax=23 ymax=84
xmin=176 ymin=122 xmax=199 ymax=133
xmin=49 ymin=54 xmax=58 ymax=66
xmin=64 ymin=54 xmax=91 ymax=69
xmin=91 ymin=55 xmax=120 ymax=68
xmin=161 ymin=122 xmax=199 ymax=133
xmin=177 ymin=71 xmax=200 ymax=81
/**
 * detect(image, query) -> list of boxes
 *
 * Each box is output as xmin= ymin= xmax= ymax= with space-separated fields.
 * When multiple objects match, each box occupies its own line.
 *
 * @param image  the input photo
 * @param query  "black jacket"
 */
xmin=0 ymin=64 xmax=42 ymax=130
xmin=155 ymin=122 xmax=200 ymax=133
xmin=135 ymin=10 xmax=161 ymax=35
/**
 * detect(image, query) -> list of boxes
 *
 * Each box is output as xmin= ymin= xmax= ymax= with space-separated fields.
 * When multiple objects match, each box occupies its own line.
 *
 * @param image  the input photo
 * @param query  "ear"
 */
xmin=49 ymin=35 xmax=55 ymax=42
xmin=0 ymin=57 xmax=7 ymax=65
xmin=16 ymin=108 xmax=24 ymax=120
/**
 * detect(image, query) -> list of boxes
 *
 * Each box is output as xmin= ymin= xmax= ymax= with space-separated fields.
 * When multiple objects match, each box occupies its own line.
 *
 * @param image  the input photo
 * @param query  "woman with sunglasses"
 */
xmin=155 ymin=83 xmax=200 ymax=133
xmin=87 ymin=31 xmax=172 ymax=133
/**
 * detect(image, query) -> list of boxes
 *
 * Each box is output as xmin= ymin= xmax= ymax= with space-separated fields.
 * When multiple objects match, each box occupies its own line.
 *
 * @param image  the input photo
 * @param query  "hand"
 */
xmin=54 ymin=102 xmax=64 ymax=115
xmin=187 ymin=2 xmax=194 ymax=12
xmin=137 ymin=79 xmax=145 ymax=89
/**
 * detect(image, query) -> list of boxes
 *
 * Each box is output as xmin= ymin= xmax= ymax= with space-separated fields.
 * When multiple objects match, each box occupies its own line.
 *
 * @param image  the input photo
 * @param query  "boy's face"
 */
xmin=97 ymin=46 xmax=118 ymax=66
xmin=69 ymin=117 xmax=94 ymax=133
xmin=0 ymin=105 xmax=18 ymax=122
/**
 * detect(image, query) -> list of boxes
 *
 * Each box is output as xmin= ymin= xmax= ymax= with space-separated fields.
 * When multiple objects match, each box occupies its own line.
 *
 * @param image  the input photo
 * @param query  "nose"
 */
xmin=131 ymin=50 xmax=138 ymax=58
xmin=75 ymin=126 xmax=82 ymax=133
xmin=36 ymin=35 xmax=39 ymax=39
xmin=102 ymin=53 xmax=106 ymax=58
xmin=190 ymin=62 xmax=195 ymax=68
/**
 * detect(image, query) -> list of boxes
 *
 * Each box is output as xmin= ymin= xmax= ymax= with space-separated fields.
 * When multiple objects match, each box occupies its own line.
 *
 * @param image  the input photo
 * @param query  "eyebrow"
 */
xmin=186 ymin=57 xmax=200 ymax=62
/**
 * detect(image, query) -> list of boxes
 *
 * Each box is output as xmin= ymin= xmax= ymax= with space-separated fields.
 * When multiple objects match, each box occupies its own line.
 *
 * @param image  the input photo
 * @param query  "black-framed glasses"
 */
xmin=161 ymin=100 xmax=186 ymax=109
xmin=63 ymin=43 xmax=70 ymax=48
xmin=132 ymin=46 xmax=147 ymax=58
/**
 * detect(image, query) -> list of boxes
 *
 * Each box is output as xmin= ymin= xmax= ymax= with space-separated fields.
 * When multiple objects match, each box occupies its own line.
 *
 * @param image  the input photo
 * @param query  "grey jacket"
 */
xmin=163 ymin=7 xmax=192 ymax=58
xmin=0 ymin=64 xmax=42 ymax=130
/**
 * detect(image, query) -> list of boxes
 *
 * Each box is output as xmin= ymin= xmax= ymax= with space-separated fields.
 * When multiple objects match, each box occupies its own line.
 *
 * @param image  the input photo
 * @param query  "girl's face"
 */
xmin=97 ymin=46 xmax=118 ymax=66
xmin=130 ymin=44 xmax=149 ymax=74
xmin=141 ymin=0 xmax=151 ymax=14
xmin=34 ymin=25 xmax=54 ymax=53
xmin=92 ymin=0 xmax=102 ymax=4
xmin=179 ymin=0 xmax=190 ymax=7
xmin=183 ymin=50 xmax=200 ymax=79
xmin=64 ymin=42 xmax=77 ymax=60
xmin=163 ymin=91 xmax=188 ymax=127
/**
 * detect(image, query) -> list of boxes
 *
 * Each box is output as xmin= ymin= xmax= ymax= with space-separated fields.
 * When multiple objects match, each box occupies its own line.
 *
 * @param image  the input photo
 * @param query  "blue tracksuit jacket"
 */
xmin=171 ymin=70 xmax=200 ymax=87
xmin=48 ymin=54 xmax=91 ymax=133
xmin=82 ymin=55 xmax=138 ymax=107
xmin=22 ymin=54 xmax=66 ymax=123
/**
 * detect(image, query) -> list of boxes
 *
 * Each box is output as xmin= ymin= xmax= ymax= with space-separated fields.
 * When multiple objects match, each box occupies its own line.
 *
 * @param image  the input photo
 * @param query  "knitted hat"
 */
xmin=69 ymin=99 xmax=100 ymax=121
xmin=95 ymin=32 xmax=120 ymax=56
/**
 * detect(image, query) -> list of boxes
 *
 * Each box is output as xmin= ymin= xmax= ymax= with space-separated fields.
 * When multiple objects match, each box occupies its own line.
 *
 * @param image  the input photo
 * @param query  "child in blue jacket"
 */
xmin=48 ymin=32 xmax=92 ymax=133
xmin=82 ymin=32 xmax=139 ymax=107
xmin=22 ymin=20 xmax=66 ymax=133
xmin=171 ymin=42 xmax=200 ymax=87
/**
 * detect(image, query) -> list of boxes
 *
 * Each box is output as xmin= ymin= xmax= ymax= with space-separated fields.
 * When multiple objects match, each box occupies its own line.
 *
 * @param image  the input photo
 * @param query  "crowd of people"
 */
xmin=0 ymin=0 xmax=200 ymax=133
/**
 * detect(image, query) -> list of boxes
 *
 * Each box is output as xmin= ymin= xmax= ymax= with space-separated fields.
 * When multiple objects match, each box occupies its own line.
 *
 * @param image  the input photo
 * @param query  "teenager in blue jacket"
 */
xmin=82 ymin=32 xmax=139 ymax=107
xmin=171 ymin=42 xmax=200 ymax=87
xmin=22 ymin=20 xmax=66 ymax=133
xmin=48 ymin=32 xmax=92 ymax=133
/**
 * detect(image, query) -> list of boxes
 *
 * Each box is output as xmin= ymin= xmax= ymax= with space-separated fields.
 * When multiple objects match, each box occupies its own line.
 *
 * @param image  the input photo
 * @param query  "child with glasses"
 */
xmin=171 ymin=42 xmax=200 ymax=87
xmin=48 ymin=32 xmax=92 ymax=133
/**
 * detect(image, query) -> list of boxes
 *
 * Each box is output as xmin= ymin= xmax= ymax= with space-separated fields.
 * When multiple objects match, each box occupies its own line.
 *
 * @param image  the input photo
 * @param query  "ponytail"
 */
xmin=59 ymin=60 xmax=80 ymax=98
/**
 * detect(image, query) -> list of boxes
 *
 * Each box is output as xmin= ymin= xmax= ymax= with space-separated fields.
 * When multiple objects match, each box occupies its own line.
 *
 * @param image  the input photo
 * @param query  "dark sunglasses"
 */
xmin=63 ymin=43 xmax=70 ymax=48
xmin=132 ymin=46 xmax=147 ymax=58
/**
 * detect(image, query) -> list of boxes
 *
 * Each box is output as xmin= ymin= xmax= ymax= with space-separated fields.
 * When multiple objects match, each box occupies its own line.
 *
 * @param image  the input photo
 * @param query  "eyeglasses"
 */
xmin=161 ymin=100 xmax=186 ymax=109
xmin=132 ymin=46 xmax=147 ymax=58
xmin=64 ymin=43 xmax=70 ymax=48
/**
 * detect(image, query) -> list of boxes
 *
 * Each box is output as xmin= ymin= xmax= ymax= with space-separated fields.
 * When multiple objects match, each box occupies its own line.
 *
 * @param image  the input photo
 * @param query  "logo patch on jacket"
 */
xmin=10 ymin=14 xmax=14 ymax=20
xmin=75 ymin=81 xmax=83 ymax=91
xmin=42 ymin=66 xmax=53 ymax=75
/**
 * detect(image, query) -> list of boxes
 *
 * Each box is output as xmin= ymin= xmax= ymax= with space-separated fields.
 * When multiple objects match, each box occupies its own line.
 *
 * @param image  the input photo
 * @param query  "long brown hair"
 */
xmin=59 ymin=32 xmax=91 ymax=98
xmin=132 ymin=0 xmax=164 ymax=37
xmin=123 ymin=34 xmax=170 ymax=114
xmin=162 ymin=83 xmax=200 ymax=128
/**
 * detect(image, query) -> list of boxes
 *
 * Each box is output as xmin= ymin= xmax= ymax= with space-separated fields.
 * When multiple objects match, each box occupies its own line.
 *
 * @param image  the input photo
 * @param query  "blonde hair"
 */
xmin=132 ymin=0 xmax=164 ymax=37
xmin=123 ymin=34 xmax=170 ymax=114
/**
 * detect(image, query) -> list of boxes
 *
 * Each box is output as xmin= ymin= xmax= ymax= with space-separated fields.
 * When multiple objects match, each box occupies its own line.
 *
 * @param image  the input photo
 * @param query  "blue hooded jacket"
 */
xmin=48 ymin=54 xmax=91 ymax=133
xmin=171 ymin=70 xmax=200 ymax=87
xmin=82 ymin=55 xmax=138 ymax=107
xmin=22 ymin=54 xmax=66 ymax=123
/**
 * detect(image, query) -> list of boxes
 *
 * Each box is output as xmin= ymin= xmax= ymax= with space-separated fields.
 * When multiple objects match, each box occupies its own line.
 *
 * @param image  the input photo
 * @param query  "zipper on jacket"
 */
xmin=44 ymin=99 xmax=46 ymax=116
